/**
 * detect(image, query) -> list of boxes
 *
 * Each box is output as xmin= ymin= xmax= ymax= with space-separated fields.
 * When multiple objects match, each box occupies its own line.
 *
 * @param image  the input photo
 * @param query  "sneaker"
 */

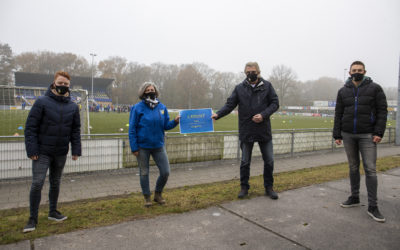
xmin=238 ymin=187 xmax=248 ymax=199
xmin=23 ymin=217 xmax=37 ymax=233
xmin=340 ymin=196 xmax=360 ymax=208
xmin=144 ymin=195 xmax=153 ymax=207
xmin=367 ymin=206 xmax=386 ymax=223
xmin=48 ymin=210 xmax=68 ymax=222
xmin=265 ymin=187 xmax=279 ymax=200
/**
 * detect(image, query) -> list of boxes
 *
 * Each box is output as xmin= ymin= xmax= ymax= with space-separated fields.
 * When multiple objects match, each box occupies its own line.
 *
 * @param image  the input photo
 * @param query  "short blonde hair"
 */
xmin=138 ymin=82 xmax=160 ymax=99
xmin=244 ymin=62 xmax=261 ymax=74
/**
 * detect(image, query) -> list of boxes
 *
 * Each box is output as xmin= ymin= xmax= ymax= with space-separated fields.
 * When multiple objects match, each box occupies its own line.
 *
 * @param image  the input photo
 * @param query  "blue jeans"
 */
xmin=29 ymin=154 xmax=67 ymax=221
xmin=342 ymin=132 xmax=378 ymax=206
xmin=137 ymin=146 xmax=170 ymax=196
xmin=240 ymin=140 xmax=274 ymax=190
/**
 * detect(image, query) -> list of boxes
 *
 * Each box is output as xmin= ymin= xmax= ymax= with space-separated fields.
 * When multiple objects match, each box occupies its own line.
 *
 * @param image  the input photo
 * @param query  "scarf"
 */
xmin=144 ymin=97 xmax=159 ymax=109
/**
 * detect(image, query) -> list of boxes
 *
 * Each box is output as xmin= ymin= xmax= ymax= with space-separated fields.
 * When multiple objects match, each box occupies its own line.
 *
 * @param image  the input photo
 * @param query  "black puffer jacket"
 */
xmin=333 ymin=77 xmax=387 ymax=139
xmin=25 ymin=86 xmax=81 ymax=158
xmin=216 ymin=78 xmax=279 ymax=142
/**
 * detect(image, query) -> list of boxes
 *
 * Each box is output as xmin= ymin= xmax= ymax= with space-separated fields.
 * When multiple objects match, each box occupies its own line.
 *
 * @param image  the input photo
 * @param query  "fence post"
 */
xmin=290 ymin=130 xmax=295 ymax=157
xmin=118 ymin=137 xmax=120 ymax=169
xmin=236 ymin=135 xmax=241 ymax=161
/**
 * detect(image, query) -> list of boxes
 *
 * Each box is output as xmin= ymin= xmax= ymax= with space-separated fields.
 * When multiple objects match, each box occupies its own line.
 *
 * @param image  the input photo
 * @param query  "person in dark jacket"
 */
xmin=129 ymin=82 xmax=180 ymax=207
xmin=212 ymin=62 xmax=279 ymax=199
xmin=23 ymin=71 xmax=81 ymax=233
xmin=333 ymin=61 xmax=387 ymax=222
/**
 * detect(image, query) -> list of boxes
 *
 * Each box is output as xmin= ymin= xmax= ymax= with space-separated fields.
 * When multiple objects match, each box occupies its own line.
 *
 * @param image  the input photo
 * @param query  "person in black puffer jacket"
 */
xmin=212 ymin=62 xmax=279 ymax=200
xmin=333 ymin=61 xmax=387 ymax=223
xmin=23 ymin=71 xmax=81 ymax=233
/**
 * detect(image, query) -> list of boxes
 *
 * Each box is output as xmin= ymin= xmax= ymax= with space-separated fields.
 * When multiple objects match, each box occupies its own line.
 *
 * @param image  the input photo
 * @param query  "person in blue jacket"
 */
xmin=129 ymin=82 xmax=180 ymax=207
xmin=23 ymin=71 xmax=81 ymax=233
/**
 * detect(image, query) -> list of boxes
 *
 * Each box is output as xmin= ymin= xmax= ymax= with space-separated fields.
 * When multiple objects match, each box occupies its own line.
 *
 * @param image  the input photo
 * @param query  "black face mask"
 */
xmin=247 ymin=72 xmax=258 ymax=83
xmin=55 ymin=85 xmax=69 ymax=95
xmin=145 ymin=92 xmax=156 ymax=100
xmin=351 ymin=73 xmax=364 ymax=82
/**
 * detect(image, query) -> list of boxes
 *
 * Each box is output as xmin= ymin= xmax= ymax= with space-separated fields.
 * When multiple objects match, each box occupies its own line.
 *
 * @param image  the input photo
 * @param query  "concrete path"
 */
xmin=0 ymin=145 xmax=399 ymax=210
xmin=2 ymin=168 xmax=399 ymax=250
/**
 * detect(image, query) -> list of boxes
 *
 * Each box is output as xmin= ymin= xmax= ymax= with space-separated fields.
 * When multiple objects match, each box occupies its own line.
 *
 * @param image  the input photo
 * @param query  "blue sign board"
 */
xmin=179 ymin=108 xmax=214 ymax=134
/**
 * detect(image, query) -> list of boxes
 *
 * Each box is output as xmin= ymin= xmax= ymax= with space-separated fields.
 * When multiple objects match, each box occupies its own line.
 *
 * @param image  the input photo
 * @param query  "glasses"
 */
xmin=246 ymin=71 xmax=257 ymax=74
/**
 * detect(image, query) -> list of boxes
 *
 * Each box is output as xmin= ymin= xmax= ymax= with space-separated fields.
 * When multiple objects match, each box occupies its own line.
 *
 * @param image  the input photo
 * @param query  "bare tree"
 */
xmin=175 ymin=64 xmax=210 ymax=109
xmin=268 ymin=65 xmax=297 ymax=106
xmin=0 ymin=43 xmax=14 ymax=85
xmin=303 ymin=77 xmax=343 ymax=102
xmin=98 ymin=56 xmax=128 ymax=86
xmin=15 ymin=51 xmax=90 ymax=76
xmin=384 ymin=87 xmax=397 ymax=101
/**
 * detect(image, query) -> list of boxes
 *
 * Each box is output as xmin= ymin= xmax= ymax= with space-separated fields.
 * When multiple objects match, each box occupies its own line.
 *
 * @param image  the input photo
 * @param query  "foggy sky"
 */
xmin=1 ymin=0 xmax=399 ymax=87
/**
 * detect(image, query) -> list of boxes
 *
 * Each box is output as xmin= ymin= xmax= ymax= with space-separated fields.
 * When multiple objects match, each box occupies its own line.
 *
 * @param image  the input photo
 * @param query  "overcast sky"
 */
xmin=1 ymin=0 xmax=399 ymax=87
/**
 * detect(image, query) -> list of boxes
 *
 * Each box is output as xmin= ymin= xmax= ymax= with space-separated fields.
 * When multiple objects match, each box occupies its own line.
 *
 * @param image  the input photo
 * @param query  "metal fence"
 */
xmin=0 ymin=127 xmax=396 ymax=180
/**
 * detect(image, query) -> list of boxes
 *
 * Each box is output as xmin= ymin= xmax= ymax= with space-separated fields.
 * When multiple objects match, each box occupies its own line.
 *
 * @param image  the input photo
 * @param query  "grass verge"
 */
xmin=1 ymin=156 xmax=399 ymax=245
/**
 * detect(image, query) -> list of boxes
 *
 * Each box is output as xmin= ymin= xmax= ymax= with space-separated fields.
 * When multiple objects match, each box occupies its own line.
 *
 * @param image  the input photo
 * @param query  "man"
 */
xmin=333 ymin=61 xmax=387 ymax=222
xmin=23 ymin=71 xmax=81 ymax=232
xmin=212 ymin=62 xmax=279 ymax=199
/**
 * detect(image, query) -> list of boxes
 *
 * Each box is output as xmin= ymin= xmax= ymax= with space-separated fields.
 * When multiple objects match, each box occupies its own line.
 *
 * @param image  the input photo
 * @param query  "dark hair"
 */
xmin=350 ymin=61 xmax=365 ymax=70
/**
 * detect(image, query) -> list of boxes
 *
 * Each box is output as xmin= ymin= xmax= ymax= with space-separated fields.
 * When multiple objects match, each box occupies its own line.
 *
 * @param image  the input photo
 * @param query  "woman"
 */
xmin=129 ymin=82 xmax=179 ymax=207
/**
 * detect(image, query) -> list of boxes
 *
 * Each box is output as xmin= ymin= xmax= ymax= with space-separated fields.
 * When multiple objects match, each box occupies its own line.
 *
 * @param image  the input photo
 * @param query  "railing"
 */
xmin=0 ymin=127 xmax=396 ymax=180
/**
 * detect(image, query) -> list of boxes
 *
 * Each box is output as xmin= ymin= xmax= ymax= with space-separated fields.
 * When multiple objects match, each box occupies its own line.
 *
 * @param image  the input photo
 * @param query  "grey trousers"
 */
xmin=342 ymin=132 xmax=378 ymax=207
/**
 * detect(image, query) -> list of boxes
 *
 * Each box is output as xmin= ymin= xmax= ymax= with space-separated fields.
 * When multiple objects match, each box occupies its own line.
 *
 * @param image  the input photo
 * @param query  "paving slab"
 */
xmin=34 ymin=207 xmax=304 ymax=250
xmin=221 ymin=175 xmax=400 ymax=250
xmin=385 ymin=166 xmax=400 ymax=177
xmin=0 ymin=240 xmax=30 ymax=250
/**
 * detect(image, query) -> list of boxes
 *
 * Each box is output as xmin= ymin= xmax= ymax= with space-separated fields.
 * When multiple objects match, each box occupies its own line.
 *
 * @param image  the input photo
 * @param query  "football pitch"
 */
xmin=1 ymin=110 xmax=396 ymax=136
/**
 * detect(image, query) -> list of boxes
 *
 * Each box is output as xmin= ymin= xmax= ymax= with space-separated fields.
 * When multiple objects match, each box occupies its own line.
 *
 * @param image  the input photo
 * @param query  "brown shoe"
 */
xmin=144 ymin=195 xmax=152 ymax=207
xmin=154 ymin=192 xmax=166 ymax=205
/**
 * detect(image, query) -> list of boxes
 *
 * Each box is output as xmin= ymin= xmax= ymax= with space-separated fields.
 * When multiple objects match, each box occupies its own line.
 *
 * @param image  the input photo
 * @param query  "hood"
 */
xmin=344 ymin=76 xmax=372 ymax=88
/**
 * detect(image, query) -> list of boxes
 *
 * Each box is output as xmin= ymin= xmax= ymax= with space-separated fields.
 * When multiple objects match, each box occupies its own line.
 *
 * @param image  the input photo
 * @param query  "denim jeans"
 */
xmin=240 ymin=140 xmax=274 ymax=190
xmin=29 ymin=154 xmax=67 ymax=221
xmin=137 ymin=146 xmax=170 ymax=196
xmin=342 ymin=132 xmax=378 ymax=206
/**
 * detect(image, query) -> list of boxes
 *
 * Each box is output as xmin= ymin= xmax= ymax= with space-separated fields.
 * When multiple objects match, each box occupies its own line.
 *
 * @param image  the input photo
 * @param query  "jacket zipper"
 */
xmin=353 ymin=88 xmax=359 ymax=133
xmin=58 ymin=102 xmax=64 ymax=146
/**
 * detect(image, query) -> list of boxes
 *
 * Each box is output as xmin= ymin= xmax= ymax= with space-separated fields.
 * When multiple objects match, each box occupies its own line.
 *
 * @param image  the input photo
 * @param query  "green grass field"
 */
xmin=0 ymin=110 xmax=396 ymax=136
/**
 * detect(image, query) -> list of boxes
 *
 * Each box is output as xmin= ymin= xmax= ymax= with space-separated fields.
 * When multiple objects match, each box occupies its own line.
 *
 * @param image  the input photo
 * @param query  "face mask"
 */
xmin=247 ymin=72 xmax=258 ymax=82
xmin=55 ymin=85 xmax=69 ymax=95
xmin=145 ymin=92 xmax=156 ymax=100
xmin=351 ymin=73 xmax=364 ymax=82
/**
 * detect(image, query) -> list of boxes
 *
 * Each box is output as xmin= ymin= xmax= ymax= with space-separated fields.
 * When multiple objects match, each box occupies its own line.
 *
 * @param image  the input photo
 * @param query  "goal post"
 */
xmin=0 ymin=85 xmax=89 ymax=136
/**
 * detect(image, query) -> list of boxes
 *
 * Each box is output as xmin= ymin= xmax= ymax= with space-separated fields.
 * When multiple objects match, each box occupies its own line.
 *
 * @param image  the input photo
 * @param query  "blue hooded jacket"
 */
xmin=129 ymin=100 xmax=177 ymax=152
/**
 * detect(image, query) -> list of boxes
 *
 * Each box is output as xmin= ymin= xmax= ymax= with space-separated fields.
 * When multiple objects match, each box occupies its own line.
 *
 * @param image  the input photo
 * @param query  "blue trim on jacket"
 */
xmin=129 ymin=100 xmax=177 ymax=152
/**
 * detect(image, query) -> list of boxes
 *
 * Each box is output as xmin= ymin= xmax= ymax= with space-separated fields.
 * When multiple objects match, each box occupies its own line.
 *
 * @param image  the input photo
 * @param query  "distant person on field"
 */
xmin=23 ymin=71 xmax=81 ymax=233
xmin=129 ymin=82 xmax=180 ymax=207
xmin=212 ymin=62 xmax=279 ymax=199
xmin=333 ymin=61 xmax=388 ymax=222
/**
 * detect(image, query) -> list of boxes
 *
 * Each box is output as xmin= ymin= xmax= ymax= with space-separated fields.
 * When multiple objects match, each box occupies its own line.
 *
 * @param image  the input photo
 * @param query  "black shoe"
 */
xmin=23 ymin=217 xmax=37 ymax=233
xmin=367 ymin=206 xmax=386 ymax=223
xmin=48 ymin=210 xmax=68 ymax=222
xmin=340 ymin=196 xmax=360 ymax=208
xmin=265 ymin=187 xmax=278 ymax=200
xmin=238 ymin=187 xmax=248 ymax=199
